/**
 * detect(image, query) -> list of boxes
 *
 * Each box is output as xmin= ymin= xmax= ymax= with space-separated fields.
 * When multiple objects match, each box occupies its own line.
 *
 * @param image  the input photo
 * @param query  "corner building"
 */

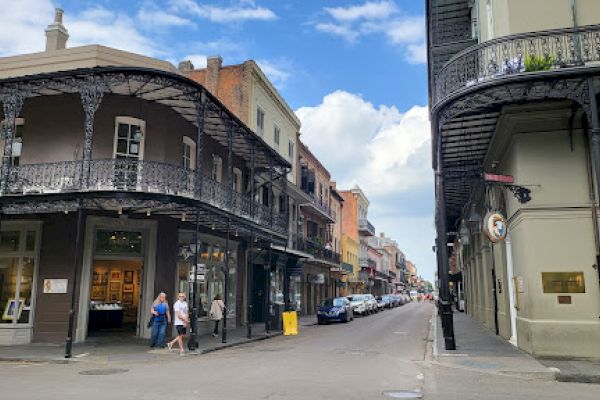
xmin=428 ymin=0 xmax=600 ymax=357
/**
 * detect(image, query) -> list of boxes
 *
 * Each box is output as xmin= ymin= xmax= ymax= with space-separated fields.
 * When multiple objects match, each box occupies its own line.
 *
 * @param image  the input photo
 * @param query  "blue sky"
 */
xmin=1 ymin=0 xmax=435 ymax=283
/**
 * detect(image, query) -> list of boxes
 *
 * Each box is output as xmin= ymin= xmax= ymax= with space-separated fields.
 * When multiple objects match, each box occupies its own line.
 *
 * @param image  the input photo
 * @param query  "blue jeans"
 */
xmin=150 ymin=318 xmax=166 ymax=347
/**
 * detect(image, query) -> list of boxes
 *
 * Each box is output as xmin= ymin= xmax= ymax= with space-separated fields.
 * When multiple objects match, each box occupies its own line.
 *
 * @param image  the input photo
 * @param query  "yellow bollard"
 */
xmin=282 ymin=311 xmax=298 ymax=336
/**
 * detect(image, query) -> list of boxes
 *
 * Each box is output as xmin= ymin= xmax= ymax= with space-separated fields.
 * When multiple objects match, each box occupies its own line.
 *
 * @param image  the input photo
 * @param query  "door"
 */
xmin=113 ymin=117 xmax=146 ymax=189
xmin=252 ymin=265 xmax=266 ymax=322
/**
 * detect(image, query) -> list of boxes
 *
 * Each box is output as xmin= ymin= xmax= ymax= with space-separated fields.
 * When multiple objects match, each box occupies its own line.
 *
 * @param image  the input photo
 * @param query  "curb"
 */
xmin=555 ymin=370 xmax=600 ymax=384
xmin=199 ymin=331 xmax=283 ymax=355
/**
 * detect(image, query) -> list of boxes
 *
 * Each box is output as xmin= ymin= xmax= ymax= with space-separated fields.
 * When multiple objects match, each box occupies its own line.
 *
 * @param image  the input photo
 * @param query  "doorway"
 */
xmin=87 ymin=259 xmax=143 ymax=336
xmin=251 ymin=264 xmax=267 ymax=323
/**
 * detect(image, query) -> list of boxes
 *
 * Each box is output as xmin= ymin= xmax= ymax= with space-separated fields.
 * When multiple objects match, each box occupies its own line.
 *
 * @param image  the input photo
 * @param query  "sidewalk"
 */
xmin=0 ymin=315 xmax=311 ymax=365
xmin=537 ymin=358 xmax=600 ymax=384
xmin=432 ymin=312 xmax=556 ymax=381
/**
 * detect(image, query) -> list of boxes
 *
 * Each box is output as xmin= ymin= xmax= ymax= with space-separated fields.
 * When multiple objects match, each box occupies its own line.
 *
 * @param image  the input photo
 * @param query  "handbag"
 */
xmin=147 ymin=315 xmax=154 ymax=328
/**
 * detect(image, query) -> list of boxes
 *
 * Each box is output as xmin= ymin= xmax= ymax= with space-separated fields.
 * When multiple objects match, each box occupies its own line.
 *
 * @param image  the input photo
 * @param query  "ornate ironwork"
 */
xmin=434 ymin=24 xmax=600 ymax=105
xmin=78 ymin=78 xmax=106 ymax=187
xmin=0 ymin=85 xmax=28 ymax=194
xmin=2 ymin=159 xmax=287 ymax=234
xmin=505 ymin=185 xmax=532 ymax=204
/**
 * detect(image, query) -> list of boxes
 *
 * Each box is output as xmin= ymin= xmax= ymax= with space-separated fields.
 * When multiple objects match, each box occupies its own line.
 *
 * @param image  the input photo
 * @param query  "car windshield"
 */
xmin=333 ymin=298 xmax=346 ymax=307
xmin=322 ymin=298 xmax=345 ymax=307
xmin=349 ymin=295 xmax=363 ymax=301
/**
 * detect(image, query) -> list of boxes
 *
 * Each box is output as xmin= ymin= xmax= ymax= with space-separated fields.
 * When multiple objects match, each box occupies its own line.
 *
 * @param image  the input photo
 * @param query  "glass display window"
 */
xmin=0 ymin=223 xmax=40 ymax=326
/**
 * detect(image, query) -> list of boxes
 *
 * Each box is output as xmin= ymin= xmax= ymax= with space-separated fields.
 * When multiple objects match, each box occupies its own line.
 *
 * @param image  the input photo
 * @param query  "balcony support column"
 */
xmin=246 ymin=140 xmax=256 ymax=339
xmin=227 ymin=123 xmax=234 ymax=208
xmin=195 ymin=95 xmax=206 ymax=198
xmin=187 ymin=209 xmax=200 ymax=351
xmin=0 ymin=89 xmax=26 ymax=195
xmin=78 ymin=82 xmax=105 ymax=189
xmin=222 ymin=218 xmax=230 ymax=344
xmin=268 ymin=158 xmax=274 ymax=228
xmin=435 ymin=123 xmax=456 ymax=351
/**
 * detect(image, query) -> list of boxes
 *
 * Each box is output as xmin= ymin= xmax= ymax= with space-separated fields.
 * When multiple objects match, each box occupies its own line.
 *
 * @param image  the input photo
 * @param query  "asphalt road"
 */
xmin=1 ymin=302 xmax=599 ymax=399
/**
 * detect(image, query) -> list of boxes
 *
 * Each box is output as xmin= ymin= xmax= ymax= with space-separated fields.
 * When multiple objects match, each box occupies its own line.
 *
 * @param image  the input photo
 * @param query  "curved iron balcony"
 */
xmin=3 ymin=159 xmax=287 ymax=233
xmin=434 ymin=24 xmax=600 ymax=105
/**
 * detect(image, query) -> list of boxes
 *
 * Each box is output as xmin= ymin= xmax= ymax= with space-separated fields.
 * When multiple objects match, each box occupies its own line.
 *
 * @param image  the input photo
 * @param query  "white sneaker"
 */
xmin=167 ymin=342 xmax=173 ymax=352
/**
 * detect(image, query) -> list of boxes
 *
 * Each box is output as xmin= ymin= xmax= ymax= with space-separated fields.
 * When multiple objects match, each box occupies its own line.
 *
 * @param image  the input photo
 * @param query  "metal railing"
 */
xmin=358 ymin=219 xmax=375 ymax=235
xmin=4 ymin=159 xmax=286 ymax=233
xmin=291 ymin=234 xmax=340 ymax=264
xmin=434 ymin=24 xmax=600 ymax=104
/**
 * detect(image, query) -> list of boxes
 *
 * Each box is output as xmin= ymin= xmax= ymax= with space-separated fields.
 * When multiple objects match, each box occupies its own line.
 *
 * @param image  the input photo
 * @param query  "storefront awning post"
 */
xmin=222 ymin=218 xmax=230 ymax=344
xmin=65 ymin=199 xmax=84 ymax=358
xmin=187 ymin=208 xmax=200 ymax=350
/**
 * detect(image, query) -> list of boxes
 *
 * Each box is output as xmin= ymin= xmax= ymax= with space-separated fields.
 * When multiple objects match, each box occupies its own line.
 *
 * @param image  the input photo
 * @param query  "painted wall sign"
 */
xmin=542 ymin=272 xmax=585 ymax=293
xmin=43 ymin=279 xmax=68 ymax=294
xmin=483 ymin=211 xmax=508 ymax=243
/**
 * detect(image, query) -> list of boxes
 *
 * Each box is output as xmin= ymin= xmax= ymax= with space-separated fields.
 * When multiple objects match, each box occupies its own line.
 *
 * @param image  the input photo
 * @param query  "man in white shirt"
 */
xmin=167 ymin=292 xmax=189 ymax=355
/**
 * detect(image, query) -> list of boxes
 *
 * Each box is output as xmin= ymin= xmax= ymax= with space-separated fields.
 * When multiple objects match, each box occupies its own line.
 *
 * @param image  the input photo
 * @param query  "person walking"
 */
xmin=167 ymin=292 xmax=189 ymax=355
xmin=209 ymin=294 xmax=225 ymax=337
xmin=149 ymin=292 xmax=170 ymax=348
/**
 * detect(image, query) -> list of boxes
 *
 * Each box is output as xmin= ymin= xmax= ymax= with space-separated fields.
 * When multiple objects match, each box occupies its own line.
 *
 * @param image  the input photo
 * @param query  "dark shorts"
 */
xmin=176 ymin=325 xmax=187 ymax=335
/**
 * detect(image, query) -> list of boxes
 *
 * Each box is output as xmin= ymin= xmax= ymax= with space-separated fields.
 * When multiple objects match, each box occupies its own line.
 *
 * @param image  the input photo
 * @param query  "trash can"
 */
xmin=282 ymin=311 xmax=298 ymax=336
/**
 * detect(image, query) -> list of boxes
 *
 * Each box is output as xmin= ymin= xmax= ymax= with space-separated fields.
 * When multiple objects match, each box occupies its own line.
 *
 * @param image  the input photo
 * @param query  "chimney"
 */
xmin=380 ymin=232 xmax=385 ymax=239
xmin=205 ymin=55 xmax=223 ymax=95
xmin=178 ymin=60 xmax=195 ymax=73
xmin=45 ymin=8 xmax=69 ymax=51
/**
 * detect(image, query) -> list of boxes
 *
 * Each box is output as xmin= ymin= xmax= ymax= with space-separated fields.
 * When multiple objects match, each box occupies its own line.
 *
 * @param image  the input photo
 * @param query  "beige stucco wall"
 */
xmin=249 ymin=72 xmax=299 ymax=185
xmin=492 ymin=104 xmax=600 ymax=357
xmin=477 ymin=0 xmax=600 ymax=42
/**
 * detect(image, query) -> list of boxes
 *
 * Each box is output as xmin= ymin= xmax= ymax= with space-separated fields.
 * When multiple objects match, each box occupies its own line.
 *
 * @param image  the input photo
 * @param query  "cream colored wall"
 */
xmin=249 ymin=74 xmax=299 ymax=185
xmin=478 ymin=0 xmax=600 ymax=42
xmin=493 ymin=109 xmax=600 ymax=357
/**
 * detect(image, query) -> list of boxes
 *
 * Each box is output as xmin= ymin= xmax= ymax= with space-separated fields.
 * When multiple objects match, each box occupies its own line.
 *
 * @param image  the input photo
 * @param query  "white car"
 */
xmin=347 ymin=295 xmax=367 ymax=316
xmin=364 ymin=294 xmax=378 ymax=314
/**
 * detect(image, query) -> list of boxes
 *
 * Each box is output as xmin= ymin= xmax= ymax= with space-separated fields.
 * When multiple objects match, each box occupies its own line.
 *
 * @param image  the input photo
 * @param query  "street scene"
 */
xmin=1 ymin=0 xmax=600 ymax=399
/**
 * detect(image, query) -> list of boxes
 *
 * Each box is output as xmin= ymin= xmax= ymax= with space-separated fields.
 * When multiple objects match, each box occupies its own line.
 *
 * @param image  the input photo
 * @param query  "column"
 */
xmin=78 ymin=82 xmax=105 ymax=188
xmin=0 ymin=89 xmax=26 ymax=194
xmin=195 ymin=96 xmax=206 ymax=199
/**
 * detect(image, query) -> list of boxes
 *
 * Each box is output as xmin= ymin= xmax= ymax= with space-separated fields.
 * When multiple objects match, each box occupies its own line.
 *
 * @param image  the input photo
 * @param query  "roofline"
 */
xmin=0 ymin=65 xmax=291 ymax=169
xmin=298 ymin=139 xmax=332 ymax=178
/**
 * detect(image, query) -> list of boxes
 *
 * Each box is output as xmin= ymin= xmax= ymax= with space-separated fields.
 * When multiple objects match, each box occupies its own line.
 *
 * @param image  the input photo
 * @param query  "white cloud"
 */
xmin=325 ymin=0 xmax=397 ymax=22
xmin=0 ymin=0 xmax=54 ymax=56
xmin=170 ymin=0 xmax=277 ymax=23
xmin=184 ymin=54 xmax=208 ymax=69
xmin=314 ymin=1 xmax=425 ymax=64
xmin=256 ymin=59 xmax=292 ymax=89
xmin=137 ymin=9 xmax=195 ymax=28
xmin=296 ymin=91 xmax=431 ymax=197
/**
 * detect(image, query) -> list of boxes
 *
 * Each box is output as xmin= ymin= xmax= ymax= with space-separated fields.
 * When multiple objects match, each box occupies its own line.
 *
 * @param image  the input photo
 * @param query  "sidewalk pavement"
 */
xmin=0 ymin=314 xmax=318 ymax=365
xmin=432 ymin=312 xmax=557 ymax=381
xmin=536 ymin=358 xmax=600 ymax=384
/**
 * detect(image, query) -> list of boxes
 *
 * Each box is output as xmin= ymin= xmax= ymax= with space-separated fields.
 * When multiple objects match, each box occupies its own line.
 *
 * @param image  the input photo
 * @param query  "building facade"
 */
xmin=429 ymin=0 xmax=600 ymax=356
xmin=0 ymin=10 xmax=289 ymax=345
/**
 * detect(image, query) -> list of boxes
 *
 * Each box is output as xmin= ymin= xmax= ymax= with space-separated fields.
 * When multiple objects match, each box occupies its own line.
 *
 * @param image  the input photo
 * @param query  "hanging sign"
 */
xmin=483 ymin=211 xmax=508 ymax=243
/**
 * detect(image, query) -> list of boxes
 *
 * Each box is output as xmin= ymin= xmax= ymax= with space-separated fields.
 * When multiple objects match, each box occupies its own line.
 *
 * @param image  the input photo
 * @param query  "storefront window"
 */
xmin=289 ymin=275 xmax=302 ymax=312
xmin=270 ymin=265 xmax=284 ymax=305
xmin=0 ymin=225 xmax=39 ymax=326
xmin=177 ymin=232 xmax=237 ymax=319
xmin=0 ymin=231 xmax=19 ymax=252
xmin=95 ymin=230 xmax=142 ymax=255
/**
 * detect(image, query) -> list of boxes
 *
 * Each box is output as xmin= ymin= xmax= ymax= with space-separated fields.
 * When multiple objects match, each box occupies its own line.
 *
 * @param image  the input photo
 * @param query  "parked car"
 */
xmin=390 ymin=294 xmax=401 ymax=307
xmin=364 ymin=294 xmax=378 ymax=314
xmin=376 ymin=296 xmax=386 ymax=310
xmin=382 ymin=295 xmax=395 ymax=308
xmin=318 ymin=297 xmax=354 ymax=324
xmin=347 ymin=295 xmax=368 ymax=316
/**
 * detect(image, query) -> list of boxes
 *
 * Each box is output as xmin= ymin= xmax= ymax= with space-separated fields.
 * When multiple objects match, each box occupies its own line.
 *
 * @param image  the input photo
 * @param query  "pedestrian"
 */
xmin=209 ymin=294 xmax=225 ymax=337
xmin=149 ymin=292 xmax=170 ymax=348
xmin=167 ymin=292 xmax=189 ymax=355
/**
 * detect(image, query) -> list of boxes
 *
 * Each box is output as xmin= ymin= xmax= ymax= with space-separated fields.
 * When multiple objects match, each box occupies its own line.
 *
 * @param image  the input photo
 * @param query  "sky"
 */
xmin=0 ymin=0 xmax=435 ymax=282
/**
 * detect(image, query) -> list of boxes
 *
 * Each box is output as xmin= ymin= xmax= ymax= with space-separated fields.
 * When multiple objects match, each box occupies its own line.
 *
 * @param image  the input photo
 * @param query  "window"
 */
xmin=256 ymin=107 xmax=265 ymax=137
xmin=182 ymin=137 xmax=196 ymax=171
xmin=288 ymin=140 xmax=294 ymax=159
xmin=211 ymin=155 xmax=223 ymax=182
xmin=0 ymin=118 xmax=25 ymax=166
xmin=0 ymin=223 xmax=40 ymax=326
xmin=273 ymin=125 xmax=280 ymax=146
xmin=114 ymin=117 xmax=145 ymax=160
xmin=232 ymin=168 xmax=242 ymax=192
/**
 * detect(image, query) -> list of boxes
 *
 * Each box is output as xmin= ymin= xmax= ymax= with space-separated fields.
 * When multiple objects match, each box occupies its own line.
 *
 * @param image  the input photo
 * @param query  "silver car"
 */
xmin=364 ymin=294 xmax=378 ymax=314
xmin=347 ymin=295 xmax=368 ymax=316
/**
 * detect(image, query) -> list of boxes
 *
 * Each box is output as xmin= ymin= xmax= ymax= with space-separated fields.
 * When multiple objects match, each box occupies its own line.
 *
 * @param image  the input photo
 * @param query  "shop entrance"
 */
xmin=87 ymin=259 xmax=143 ymax=336
xmin=251 ymin=264 xmax=267 ymax=323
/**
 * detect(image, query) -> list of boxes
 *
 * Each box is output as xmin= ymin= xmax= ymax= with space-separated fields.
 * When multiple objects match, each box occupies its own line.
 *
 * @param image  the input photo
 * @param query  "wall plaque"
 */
xmin=542 ymin=272 xmax=585 ymax=293
xmin=43 ymin=279 xmax=68 ymax=294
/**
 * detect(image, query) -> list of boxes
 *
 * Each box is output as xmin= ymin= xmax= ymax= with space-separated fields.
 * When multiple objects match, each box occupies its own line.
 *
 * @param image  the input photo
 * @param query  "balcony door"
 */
xmin=113 ymin=117 xmax=146 ymax=190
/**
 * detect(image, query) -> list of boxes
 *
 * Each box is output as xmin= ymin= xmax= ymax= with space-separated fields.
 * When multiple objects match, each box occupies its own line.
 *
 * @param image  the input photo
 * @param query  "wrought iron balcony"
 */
xmin=300 ymin=190 xmax=335 ymax=222
xmin=358 ymin=219 xmax=375 ymax=236
xmin=291 ymin=234 xmax=340 ymax=264
xmin=434 ymin=24 xmax=600 ymax=105
xmin=3 ymin=159 xmax=287 ymax=233
xmin=341 ymin=262 xmax=354 ymax=273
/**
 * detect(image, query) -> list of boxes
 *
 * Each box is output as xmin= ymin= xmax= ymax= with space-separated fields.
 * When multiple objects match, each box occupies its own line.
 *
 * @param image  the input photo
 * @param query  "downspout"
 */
xmin=572 ymin=0 xmax=583 ymax=64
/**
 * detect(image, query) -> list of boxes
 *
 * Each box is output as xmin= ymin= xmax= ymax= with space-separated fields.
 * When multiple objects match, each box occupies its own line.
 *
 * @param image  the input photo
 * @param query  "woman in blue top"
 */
xmin=150 ymin=292 xmax=171 ymax=348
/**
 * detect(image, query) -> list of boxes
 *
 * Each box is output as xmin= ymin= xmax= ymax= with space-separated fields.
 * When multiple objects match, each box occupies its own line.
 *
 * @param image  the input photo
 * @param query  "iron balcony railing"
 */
xmin=3 ymin=159 xmax=287 ymax=234
xmin=358 ymin=219 xmax=375 ymax=235
xmin=300 ymin=187 xmax=335 ymax=220
xmin=341 ymin=262 xmax=354 ymax=273
xmin=434 ymin=24 xmax=600 ymax=105
xmin=291 ymin=234 xmax=341 ymax=264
